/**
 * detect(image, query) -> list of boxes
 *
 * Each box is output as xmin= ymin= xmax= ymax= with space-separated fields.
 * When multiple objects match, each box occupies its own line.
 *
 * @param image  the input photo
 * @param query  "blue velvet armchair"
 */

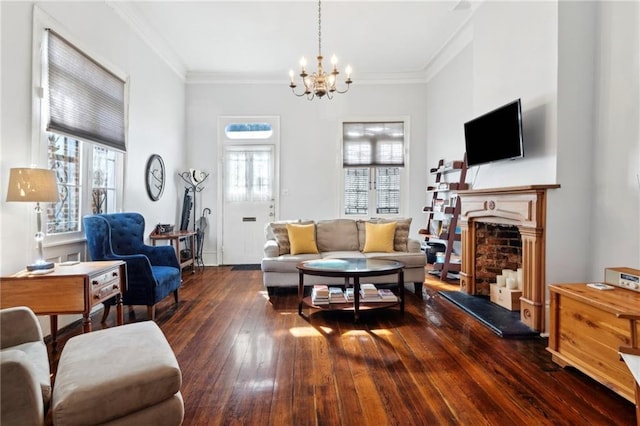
xmin=83 ymin=212 xmax=182 ymax=321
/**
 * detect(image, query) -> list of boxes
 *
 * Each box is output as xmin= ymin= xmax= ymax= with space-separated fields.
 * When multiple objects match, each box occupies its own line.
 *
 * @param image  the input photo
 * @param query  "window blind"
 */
xmin=343 ymin=122 xmax=404 ymax=167
xmin=344 ymin=168 xmax=369 ymax=214
xmin=46 ymin=29 xmax=126 ymax=152
xmin=375 ymin=168 xmax=400 ymax=214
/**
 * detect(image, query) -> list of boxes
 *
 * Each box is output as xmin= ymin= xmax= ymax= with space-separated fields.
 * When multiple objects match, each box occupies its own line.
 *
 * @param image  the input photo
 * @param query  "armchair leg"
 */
xmin=101 ymin=305 xmax=111 ymax=323
xmin=173 ymin=289 xmax=179 ymax=304
xmin=147 ymin=305 xmax=155 ymax=321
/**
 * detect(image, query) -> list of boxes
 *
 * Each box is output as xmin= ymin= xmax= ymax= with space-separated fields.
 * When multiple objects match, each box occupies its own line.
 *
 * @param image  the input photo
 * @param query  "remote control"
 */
xmin=587 ymin=283 xmax=614 ymax=290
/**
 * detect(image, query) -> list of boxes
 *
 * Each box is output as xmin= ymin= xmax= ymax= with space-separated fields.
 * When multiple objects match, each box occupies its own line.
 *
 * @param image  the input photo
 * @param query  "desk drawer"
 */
xmin=92 ymin=281 xmax=120 ymax=302
xmin=90 ymin=267 xmax=121 ymax=287
xmin=90 ymin=266 xmax=122 ymax=303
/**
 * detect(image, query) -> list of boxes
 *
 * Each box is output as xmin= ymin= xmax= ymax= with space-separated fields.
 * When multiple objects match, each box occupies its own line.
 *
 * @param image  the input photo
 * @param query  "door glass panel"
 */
xmin=224 ymin=147 xmax=273 ymax=202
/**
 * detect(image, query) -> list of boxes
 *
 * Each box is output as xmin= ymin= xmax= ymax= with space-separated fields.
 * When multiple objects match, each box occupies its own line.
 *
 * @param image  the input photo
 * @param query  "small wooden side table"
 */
xmin=0 ymin=260 xmax=126 ymax=351
xmin=150 ymin=230 xmax=196 ymax=273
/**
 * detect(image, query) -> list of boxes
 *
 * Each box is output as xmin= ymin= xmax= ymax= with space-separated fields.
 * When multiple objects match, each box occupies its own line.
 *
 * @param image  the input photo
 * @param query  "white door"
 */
xmin=219 ymin=117 xmax=279 ymax=265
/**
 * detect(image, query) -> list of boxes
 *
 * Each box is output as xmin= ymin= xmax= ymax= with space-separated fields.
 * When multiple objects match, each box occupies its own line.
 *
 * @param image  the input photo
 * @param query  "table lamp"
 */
xmin=6 ymin=167 xmax=59 ymax=271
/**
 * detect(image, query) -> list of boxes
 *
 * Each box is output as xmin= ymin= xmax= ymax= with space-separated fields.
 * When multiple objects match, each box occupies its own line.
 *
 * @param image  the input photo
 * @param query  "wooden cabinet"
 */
xmin=547 ymin=283 xmax=640 ymax=402
xmin=419 ymin=155 xmax=468 ymax=281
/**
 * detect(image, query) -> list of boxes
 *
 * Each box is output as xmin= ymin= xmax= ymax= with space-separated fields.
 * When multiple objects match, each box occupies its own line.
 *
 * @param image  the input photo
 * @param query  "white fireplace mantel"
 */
xmin=456 ymin=185 xmax=560 ymax=332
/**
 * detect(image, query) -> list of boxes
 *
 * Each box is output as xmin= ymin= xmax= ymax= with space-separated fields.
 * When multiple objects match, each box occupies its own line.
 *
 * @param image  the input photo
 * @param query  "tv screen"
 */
xmin=464 ymin=99 xmax=524 ymax=167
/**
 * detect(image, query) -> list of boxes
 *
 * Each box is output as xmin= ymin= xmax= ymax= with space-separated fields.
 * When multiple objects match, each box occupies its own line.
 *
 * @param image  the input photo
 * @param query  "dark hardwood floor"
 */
xmin=47 ymin=267 xmax=636 ymax=425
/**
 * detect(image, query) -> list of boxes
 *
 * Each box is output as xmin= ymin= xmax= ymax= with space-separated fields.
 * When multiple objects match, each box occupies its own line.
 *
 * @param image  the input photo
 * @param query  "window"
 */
xmin=224 ymin=123 xmax=273 ymax=140
xmin=46 ymin=134 xmax=122 ymax=235
xmin=342 ymin=121 xmax=407 ymax=217
xmin=40 ymin=28 xmax=126 ymax=238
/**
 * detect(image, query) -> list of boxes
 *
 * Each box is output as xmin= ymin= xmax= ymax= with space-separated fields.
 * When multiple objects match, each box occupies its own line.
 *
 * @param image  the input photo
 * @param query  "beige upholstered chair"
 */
xmin=618 ymin=313 xmax=640 ymax=426
xmin=0 ymin=306 xmax=51 ymax=426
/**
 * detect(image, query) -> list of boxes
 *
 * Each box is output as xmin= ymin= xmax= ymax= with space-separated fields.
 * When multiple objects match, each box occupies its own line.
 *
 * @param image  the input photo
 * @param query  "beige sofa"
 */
xmin=261 ymin=218 xmax=426 ymax=299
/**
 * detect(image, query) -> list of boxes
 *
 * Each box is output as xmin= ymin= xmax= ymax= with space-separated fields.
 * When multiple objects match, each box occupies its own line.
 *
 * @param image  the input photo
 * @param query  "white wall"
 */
xmin=470 ymin=1 xmax=558 ymax=188
xmin=550 ymin=0 xmax=598 ymax=285
xmin=426 ymin=43 xmax=474 ymax=172
xmin=590 ymin=1 xmax=640 ymax=275
xmin=186 ymin=82 xmax=428 ymax=264
xmin=1 ymin=2 xmax=186 ymax=331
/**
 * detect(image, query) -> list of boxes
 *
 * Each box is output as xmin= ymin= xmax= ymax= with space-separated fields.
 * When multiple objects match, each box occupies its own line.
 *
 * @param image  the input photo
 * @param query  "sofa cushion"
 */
xmin=362 ymin=222 xmax=397 ymax=253
xmin=357 ymin=217 xmax=412 ymax=252
xmin=262 ymin=253 xmax=323 ymax=273
xmin=364 ymin=251 xmax=427 ymax=268
xmin=320 ymin=251 xmax=365 ymax=260
xmin=316 ymin=219 xmax=359 ymax=252
xmin=287 ymin=223 xmax=319 ymax=255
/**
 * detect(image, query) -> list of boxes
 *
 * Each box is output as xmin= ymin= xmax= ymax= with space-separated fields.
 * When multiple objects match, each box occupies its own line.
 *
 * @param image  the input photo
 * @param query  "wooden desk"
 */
xmin=547 ymin=283 xmax=640 ymax=402
xmin=0 ymin=261 xmax=126 ymax=350
xmin=150 ymin=230 xmax=196 ymax=272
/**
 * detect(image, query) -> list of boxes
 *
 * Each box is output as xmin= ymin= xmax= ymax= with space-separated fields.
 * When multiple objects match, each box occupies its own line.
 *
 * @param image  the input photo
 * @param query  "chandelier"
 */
xmin=288 ymin=0 xmax=352 ymax=100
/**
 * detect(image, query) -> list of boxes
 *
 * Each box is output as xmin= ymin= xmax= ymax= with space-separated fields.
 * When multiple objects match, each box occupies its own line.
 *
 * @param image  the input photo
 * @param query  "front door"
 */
xmin=219 ymin=117 xmax=279 ymax=265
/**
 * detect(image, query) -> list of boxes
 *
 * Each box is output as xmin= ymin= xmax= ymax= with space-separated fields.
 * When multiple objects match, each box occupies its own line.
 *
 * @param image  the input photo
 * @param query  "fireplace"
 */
xmin=457 ymin=185 xmax=560 ymax=332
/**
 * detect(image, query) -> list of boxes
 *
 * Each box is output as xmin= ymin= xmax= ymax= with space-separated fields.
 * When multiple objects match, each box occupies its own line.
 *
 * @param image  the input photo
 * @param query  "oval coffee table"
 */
xmin=297 ymin=258 xmax=405 ymax=322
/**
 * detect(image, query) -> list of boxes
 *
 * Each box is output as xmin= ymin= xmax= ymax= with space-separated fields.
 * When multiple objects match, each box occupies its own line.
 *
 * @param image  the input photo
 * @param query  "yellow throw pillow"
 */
xmin=362 ymin=221 xmax=397 ymax=253
xmin=287 ymin=223 xmax=319 ymax=255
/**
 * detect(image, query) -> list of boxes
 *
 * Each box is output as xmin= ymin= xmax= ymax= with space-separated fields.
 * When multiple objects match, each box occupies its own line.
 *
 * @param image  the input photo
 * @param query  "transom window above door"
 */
xmin=224 ymin=123 xmax=273 ymax=140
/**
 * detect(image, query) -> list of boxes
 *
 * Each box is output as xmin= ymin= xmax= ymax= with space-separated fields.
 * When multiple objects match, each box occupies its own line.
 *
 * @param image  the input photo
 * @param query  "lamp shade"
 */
xmin=6 ymin=168 xmax=59 ymax=203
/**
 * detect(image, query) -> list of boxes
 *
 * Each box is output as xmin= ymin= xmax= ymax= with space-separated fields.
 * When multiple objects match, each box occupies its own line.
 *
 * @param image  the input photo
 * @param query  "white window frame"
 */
xmin=339 ymin=117 xmax=410 ymax=218
xmin=32 ymin=7 xmax=127 ymax=246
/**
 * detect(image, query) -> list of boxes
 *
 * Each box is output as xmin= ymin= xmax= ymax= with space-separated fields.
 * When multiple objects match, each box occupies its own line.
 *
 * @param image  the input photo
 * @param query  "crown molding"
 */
xmin=106 ymin=1 xmax=187 ymax=81
xmin=108 ymin=1 xmax=478 ymax=87
xmin=186 ymin=70 xmax=429 ymax=85
xmin=424 ymin=0 xmax=479 ymax=83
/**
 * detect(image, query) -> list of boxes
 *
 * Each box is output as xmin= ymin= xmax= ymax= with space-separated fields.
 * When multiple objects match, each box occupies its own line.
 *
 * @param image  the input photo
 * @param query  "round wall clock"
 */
xmin=145 ymin=154 xmax=165 ymax=201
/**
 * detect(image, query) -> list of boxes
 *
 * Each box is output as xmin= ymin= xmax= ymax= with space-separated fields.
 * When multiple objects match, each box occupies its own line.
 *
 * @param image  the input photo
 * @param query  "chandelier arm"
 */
xmin=334 ymin=85 xmax=351 ymax=95
xmin=291 ymin=87 xmax=310 ymax=97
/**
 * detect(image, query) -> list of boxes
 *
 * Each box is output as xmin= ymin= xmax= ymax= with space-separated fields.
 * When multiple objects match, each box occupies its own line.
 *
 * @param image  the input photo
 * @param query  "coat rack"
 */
xmin=178 ymin=169 xmax=209 ymax=265
xmin=178 ymin=170 xmax=209 ymax=232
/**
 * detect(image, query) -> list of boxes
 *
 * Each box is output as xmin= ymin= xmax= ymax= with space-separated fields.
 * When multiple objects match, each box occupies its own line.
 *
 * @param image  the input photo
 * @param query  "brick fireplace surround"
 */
xmin=457 ymin=185 xmax=560 ymax=332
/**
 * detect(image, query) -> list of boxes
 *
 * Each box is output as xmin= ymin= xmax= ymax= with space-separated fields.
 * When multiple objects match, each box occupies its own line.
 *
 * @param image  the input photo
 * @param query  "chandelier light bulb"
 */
xmin=346 ymin=65 xmax=352 ymax=79
xmin=331 ymin=55 xmax=338 ymax=65
xmin=300 ymin=57 xmax=307 ymax=69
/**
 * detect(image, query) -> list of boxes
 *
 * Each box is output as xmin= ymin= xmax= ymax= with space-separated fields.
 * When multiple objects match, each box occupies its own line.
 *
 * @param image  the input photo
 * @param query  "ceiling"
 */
xmin=110 ymin=1 xmax=478 ymax=82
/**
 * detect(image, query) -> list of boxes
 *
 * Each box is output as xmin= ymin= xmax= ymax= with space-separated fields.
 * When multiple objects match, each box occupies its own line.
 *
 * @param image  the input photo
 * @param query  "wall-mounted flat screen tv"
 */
xmin=464 ymin=99 xmax=524 ymax=167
